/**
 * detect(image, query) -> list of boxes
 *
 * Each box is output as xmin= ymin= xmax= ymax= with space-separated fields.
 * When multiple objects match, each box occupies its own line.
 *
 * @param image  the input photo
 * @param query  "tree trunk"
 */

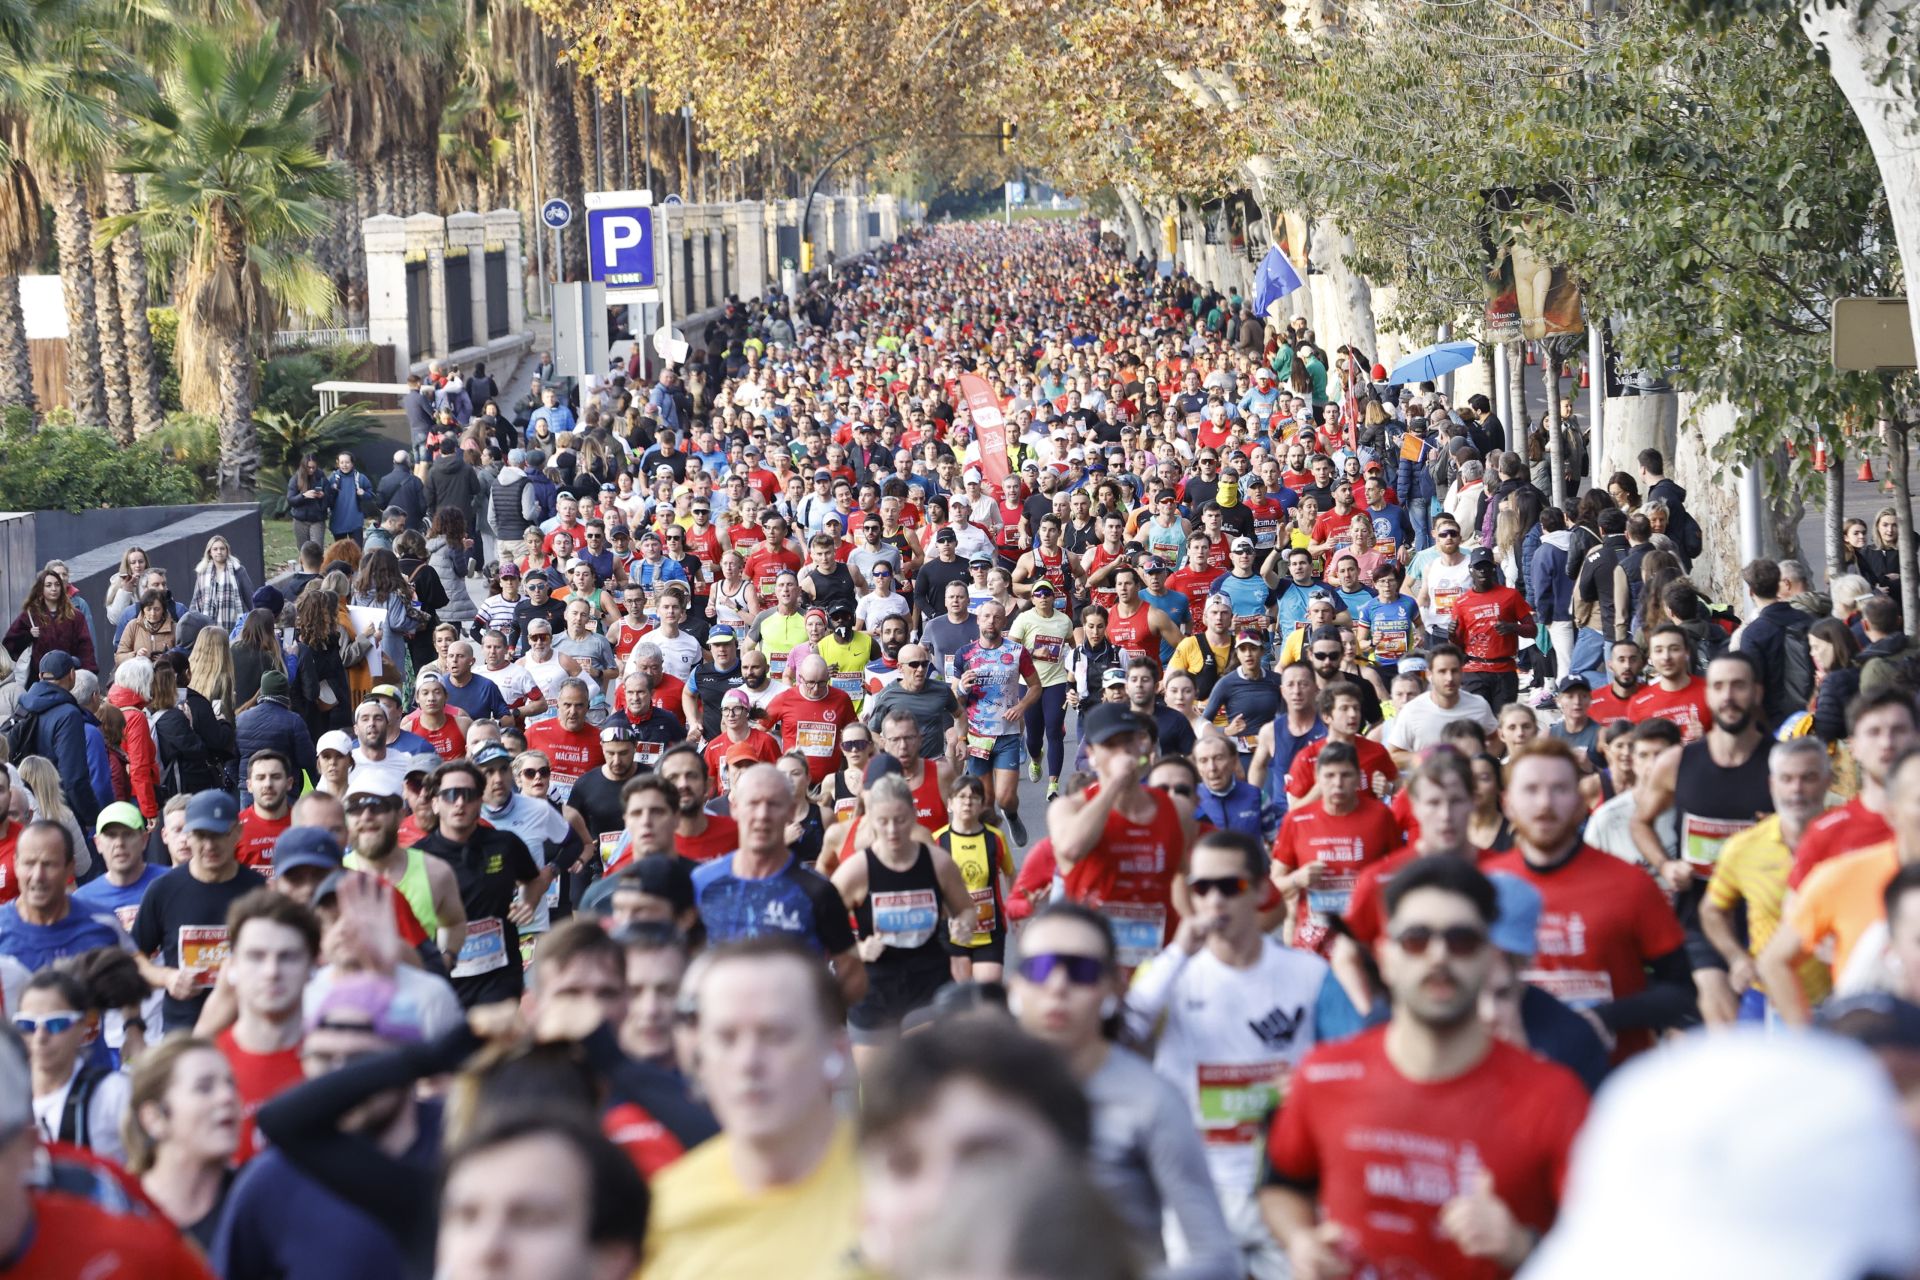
xmin=92 ymin=227 xmax=131 ymax=442
xmin=547 ymin=60 xmax=587 ymax=278
xmin=1116 ymin=186 xmax=1153 ymax=263
xmin=216 ymin=324 xmax=258 ymax=500
xmin=1507 ymin=340 xmax=1527 ymax=449
xmin=1545 ymin=350 xmax=1566 ymax=505
xmin=1804 ymin=3 xmax=1920 ymax=379
xmin=51 ymin=171 xmax=105 ymax=424
xmin=1893 ymin=415 xmax=1919 ymax=630
xmin=1824 ymin=434 xmax=1846 ymax=581
xmin=1307 ymin=215 xmax=1378 ymax=362
xmin=104 ymin=175 xmax=164 ymax=437
xmin=0 ymin=273 xmax=35 ymax=412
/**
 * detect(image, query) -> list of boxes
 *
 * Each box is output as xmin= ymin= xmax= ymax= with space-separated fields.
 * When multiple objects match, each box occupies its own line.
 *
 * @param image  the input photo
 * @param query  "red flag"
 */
xmin=958 ymin=373 xmax=1012 ymax=487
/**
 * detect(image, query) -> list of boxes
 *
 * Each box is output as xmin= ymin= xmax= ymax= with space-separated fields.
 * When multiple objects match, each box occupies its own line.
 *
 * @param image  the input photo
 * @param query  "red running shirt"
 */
xmin=1626 ymin=677 xmax=1711 ymax=743
xmin=1060 ymin=786 xmax=1187 ymax=969
xmin=1265 ymin=1028 xmax=1588 ymax=1280
xmin=1481 ymin=845 xmax=1687 ymax=1059
xmin=1270 ymin=794 xmax=1400 ymax=954
xmin=216 ymin=1027 xmax=305 ymax=1163
xmin=235 ymin=808 xmax=290 ymax=872
xmin=1789 ymin=796 xmax=1885 ymax=888
xmin=10 ymin=1190 xmax=217 ymax=1279
xmin=674 ymin=815 xmax=740 ymax=863
xmin=763 ymin=687 xmax=858 ymax=782
xmin=1284 ymin=736 xmax=1399 ymax=801
xmin=1452 ymin=586 xmax=1535 ymax=673
xmin=403 ymin=710 xmax=467 ymax=761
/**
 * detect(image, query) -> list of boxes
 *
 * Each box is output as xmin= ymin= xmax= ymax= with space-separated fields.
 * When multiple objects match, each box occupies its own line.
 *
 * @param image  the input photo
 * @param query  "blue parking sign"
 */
xmin=586 ymin=205 xmax=656 ymax=287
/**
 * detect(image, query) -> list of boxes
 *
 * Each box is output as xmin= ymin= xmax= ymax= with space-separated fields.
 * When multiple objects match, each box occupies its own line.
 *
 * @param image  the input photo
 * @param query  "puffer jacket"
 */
xmin=107 ymin=684 xmax=158 ymax=818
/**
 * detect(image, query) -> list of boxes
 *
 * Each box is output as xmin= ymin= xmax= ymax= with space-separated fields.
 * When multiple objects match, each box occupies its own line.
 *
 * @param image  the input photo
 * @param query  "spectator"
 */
xmin=17 ymin=649 xmax=100 ymax=835
xmin=4 ymin=566 xmax=98 ymax=680
xmin=236 ymin=670 xmax=318 ymax=785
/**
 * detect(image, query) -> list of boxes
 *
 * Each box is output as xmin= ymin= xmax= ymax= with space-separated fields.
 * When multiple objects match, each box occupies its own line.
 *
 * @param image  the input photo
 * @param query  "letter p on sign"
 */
xmin=586 ymin=205 xmax=655 ymax=286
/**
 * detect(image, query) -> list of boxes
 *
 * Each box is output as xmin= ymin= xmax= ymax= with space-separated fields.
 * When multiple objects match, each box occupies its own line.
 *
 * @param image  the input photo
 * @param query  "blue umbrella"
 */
xmin=1387 ymin=340 xmax=1479 ymax=385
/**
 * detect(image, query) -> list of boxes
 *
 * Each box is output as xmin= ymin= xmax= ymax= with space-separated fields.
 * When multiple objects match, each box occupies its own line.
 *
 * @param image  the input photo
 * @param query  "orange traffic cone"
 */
xmin=1784 ymin=439 xmax=1796 ymax=458
xmin=1578 ymin=367 xmax=1590 ymax=388
xmin=1858 ymin=458 xmax=1876 ymax=483
xmin=1560 ymin=363 xmax=1574 ymax=380
xmin=1524 ymin=347 xmax=1536 ymax=366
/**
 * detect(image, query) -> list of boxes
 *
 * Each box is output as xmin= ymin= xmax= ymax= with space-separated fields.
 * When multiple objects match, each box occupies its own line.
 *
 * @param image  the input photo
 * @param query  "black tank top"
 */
xmin=855 ymin=845 xmax=947 ymax=974
xmin=1673 ymin=737 xmax=1773 ymax=871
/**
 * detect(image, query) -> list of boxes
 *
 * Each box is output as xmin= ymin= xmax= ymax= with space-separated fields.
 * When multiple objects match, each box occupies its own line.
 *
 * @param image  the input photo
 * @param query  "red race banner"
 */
xmin=958 ymin=373 xmax=1012 ymax=486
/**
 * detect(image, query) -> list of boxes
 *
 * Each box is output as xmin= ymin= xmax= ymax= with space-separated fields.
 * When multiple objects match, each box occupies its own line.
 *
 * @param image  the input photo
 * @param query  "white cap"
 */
xmin=1521 ymin=1030 xmax=1920 ymax=1280
xmin=317 ymin=729 xmax=354 ymax=757
xmin=346 ymin=767 xmax=405 ymax=800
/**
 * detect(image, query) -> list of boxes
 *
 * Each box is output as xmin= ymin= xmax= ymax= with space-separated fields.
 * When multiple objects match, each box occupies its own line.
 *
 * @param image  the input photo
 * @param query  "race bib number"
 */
xmin=451 ymin=918 xmax=509 ymax=977
xmin=872 ymin=888 xmax=938 ymax=948
xmin=1306 ymin=884 xmax=1354 ymax=922
xmin=1682 ymin=814 xmax=1750 ymax=870
xmin=796 ymin=720 xmax=837 ymax=757
xmin=1431 ymin=586 xmax=1462 ymax=617
xmin=968 ymin=885 xmax=997 ymax=938
xmin=1523 ymin=967 xmax=1613 ymax=1009
xmin=830 ymin=672 xmax=864 ymax=698
xmin=1197 ymin=1062 xmax=1281 ymax=1145
xmin=768 ymin=651 xmax=788 ymax=677
xmin=966 ymin=732 xmax=996 ymax=761
xmin=598 ymin=832 xmax=624 ymax=871
xmin=634 ymin=740 xmax=665 ymax=768
xmin=1104 ymin=901 xmax=1167 ymax=969
xmin=178 ymin=925 xmax=230 ymax=988
xmin=1373 ymin=628 xmax=1409 ymax=660
xmin=1028 ymin=632 xmax=1064 ymax=664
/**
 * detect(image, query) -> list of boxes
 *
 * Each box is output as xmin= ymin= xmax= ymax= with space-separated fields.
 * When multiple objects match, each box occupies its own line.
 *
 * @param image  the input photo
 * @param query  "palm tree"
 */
xmin=101 ymin=32 xmax=346 ymax=500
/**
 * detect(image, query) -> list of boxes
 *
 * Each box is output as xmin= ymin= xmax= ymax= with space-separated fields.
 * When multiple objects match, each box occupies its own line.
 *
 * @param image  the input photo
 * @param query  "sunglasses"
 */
xmin=1160 ymin=783 xmax=1196 ymax=797
xmin=902 ymin=660 xmax=929 ymax=670
xmin=1189 ymin=875 xmax=1249 ymax=899
xmin=1392 ymin=924 xmax=1489 ymax=958
xmin=1015 ymin=952 xmax=1107 ymax=986
xmin=345 ymin=795 xmax=401 ymax=814
xmin=843 ymin=738 xmax=873 ymax=750
xmin=437 ymin=785 xmax=481 ymax=803
xmin=520 ymin=767 xmax=552 ymax=779
xmin=14 ymin=1012 xmax=81 ymax=1035
xmin=1311 ymin=649 xmax=1343 ymax=661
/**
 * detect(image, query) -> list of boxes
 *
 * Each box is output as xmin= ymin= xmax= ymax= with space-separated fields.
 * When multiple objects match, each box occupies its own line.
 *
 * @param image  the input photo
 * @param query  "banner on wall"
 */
xmin=958 ymin=374 xmax=1011 ymax=486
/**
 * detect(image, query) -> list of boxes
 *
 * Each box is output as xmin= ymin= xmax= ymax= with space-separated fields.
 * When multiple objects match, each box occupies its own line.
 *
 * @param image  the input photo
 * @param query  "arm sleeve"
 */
xmin=1145 ymin=1081 xmax=1242 ymax=1280
xmin=1594 ymin=946 xmax=1697 ymax=1035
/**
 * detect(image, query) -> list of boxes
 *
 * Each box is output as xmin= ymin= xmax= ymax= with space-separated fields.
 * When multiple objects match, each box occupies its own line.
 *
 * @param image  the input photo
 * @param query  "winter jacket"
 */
xmin=1528 ymin=531 xmax=1576 ymax=626
xmin=116 ymin=614 xmax=178 ymax=665
xmin=1677 ymin=614 xmax=1731 ymax=675
xmin=488 ymin=466 xmax=539 ymax=544
xmin=3 ymin=609 xmax=97 ymax=680
xmin=1647 ymin=477 xmax=1702 ymax=561
xmin=1575 ymin=533 xmax=1631 ymax=641
xmin=19 ymin=680 xmax=100 ymax=834
xmin=1812 ymin=666 xmax=1861 ymax=744
xmin=1734 ymin=600 xmax=1815 ymax=731
xmin=377 ymin=465 xmax=428 ymax=529
xmin=108 ymin=684 xmax=159 ymax=818
xmin=236 ymin=694 xmax=318 ymax=785
xmin=423 ymin=454 xmax=482 ymax=526
xmin=1858 ymin=631 xmax=1920 ymax=700
xmin=325 ymin=468 xmax=377 ymax=537
xmin=1393 ymin=435 xmax=1439 ymax=510
xmin=427 ymin=536 xmax=478 ymax=625
xmin=83 ymin=713 xmax=112 ymax=822
xmin=154 ymin=688 xmax=236 ymax=801
xmin=286 ymin=472 xmax=329 ymax=525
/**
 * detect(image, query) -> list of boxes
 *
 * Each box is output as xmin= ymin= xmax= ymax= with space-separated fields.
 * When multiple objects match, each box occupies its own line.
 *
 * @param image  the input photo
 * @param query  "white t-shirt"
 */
xmin=519 ymin=655 xmax=600 ymax=705
xmin=481 ymin=660 xmax=543 ymax=709
xmin=631 ymin=628 xmax=703 ymax=682
xmin=32 ymin=1061 xmax=130 ymax=1164
xmin=481 ymin=794 xmax=572 ymax=932
xmin=1381 ymin=691 xmax=1498 ymax=753
xmin=1125 ymin=939 xmax=1330 ymax=1206
xmin=855 ymin=590 xmax=911 ymax=632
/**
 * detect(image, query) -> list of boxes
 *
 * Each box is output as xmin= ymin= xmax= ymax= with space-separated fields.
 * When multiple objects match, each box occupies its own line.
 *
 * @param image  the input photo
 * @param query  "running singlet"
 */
xmin=1672 ymin=737 xmax=1772 ymax=873
xmin=1270 ymin=796 xmax=1400 ymax=954
xmin=1061 ymin=786 xmax=1186 ymax=969
xmin=1029 ymin=546 xmax=1074 ymax=606
xmin=909 ymin=759 xmax=949 ymax=832
xmin=1107 ymin=603 xmax=1155 ymax=659
xmin=1085 ymin=544 xmax=1125 ymax=610
xmin=935 ymin=823 xmax=1013 ymax=946
xmin=1423 ymin=557 xmax=1472 ymax=633
xmin=403 ymin=711 xmax=466 ymax=760
xmin=854 ymin=847 xmax=949 ymax=974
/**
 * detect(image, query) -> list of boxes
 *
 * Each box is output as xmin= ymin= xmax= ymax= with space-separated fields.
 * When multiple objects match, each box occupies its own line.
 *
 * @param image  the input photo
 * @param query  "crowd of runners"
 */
xmin=1 ymin=218 xmax=1918 ymax=1279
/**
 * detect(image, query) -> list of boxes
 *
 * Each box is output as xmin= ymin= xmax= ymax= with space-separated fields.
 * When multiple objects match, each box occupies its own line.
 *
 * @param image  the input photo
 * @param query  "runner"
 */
xmin=1270 ymin=741 xmax=1400 ymax=955
xmin=953 ymin=601 xmax=1041 ymax=845
xmin=1626 ymin=624 xmax=1712 ymax=742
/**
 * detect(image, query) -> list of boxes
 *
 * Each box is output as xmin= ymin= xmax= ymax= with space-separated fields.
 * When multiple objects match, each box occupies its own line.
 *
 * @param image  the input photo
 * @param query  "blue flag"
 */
xmin=1253 ymin=245 xmax=1304 ymax=317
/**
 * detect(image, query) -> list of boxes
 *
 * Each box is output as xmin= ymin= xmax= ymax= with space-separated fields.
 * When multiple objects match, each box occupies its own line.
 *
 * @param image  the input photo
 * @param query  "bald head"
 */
xmin=796 ymin=655 xmax=830 ymax=686
xmin=732 ymin=762 xmax=796 ymax=857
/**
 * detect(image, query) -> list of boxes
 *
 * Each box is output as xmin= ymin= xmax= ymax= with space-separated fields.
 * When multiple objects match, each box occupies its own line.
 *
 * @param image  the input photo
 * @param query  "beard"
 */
xmin=1712 ymin=707 xmax=1754 ymax=735
xmin=1509 ymin=807 xmax=1584 ymax=856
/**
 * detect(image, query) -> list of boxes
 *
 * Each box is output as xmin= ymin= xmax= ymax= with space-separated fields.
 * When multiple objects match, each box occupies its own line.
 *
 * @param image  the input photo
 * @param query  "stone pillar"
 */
xmin=484 ymin=208 xmax=525 ymax=334
xmin=445 ymin=211 xmax=487 ymax=353
xmin=363 ymin=214 xmax=411 ymax=371
xmin=689 ymin=216 xmax=709 ymax=314
xmin=876 ymin=194 xmax=899 ymax=242
xmin=729 ymin=202 xmax=768 ymax=303
xmin=833 ymin=196 xmax=855 ymax=262
xmin=404 ymin=212 xmax=448 ymax=361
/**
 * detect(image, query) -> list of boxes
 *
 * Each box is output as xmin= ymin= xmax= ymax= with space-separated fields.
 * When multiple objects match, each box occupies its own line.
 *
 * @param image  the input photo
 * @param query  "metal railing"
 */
xmin=271 ymin=326 xmax=370 ymax=350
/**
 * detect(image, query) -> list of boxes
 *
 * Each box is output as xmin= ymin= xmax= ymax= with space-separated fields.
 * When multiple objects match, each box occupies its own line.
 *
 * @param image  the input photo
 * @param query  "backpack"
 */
xmin=0 ymin=705 xmax=37 ymax=762
xmin=1672 ymin=506 xmax=1705 ymax=562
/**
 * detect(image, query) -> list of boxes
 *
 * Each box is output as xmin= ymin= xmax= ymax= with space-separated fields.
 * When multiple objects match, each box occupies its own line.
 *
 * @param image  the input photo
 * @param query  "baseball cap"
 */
xmin=725 ymin=741 xmax=765 ymax=765
xmin=317 ymin=729 xmax=354 ymax=757
xmin=38 ymin=650 xmax=76 ymax=680
xmin=814 ymin=468 xmax=833 ymax=480
xmin=584 ymin=855 xmax=696 ymax=917
xmin=721 ymin=688 xmax=752 ymax=709
xmin=1468 ymin=546 xmax=1496 ymax=567
xmin=1556 ymin=675 xmax=1593 ymax=696
xmin=935 ymin=527 xmax=958 ymax=543
xmin=1082 ymin=701 xmax=1147 ymax=743
xmin=369 ymin=683 xmax=401 ymax=703
xmin=472 ymin=742 xmax=514 ymax=768
xmin=1230 ymin=536 xmax=1255 ymax=553
xmin=863 ymin=752 xmax=904 ymax=784
xmin=274 ymin=827 xmax=345 ymax=876
xmin=1521 ymin=1031 xmax=1920 ymax=1280
xmin=1234 ymin=628 xmax=1265 ymax=648
xmin=183 ymin=789 xmax=239 ymax=833
xmin=95 ymin=801 xmax=147 ymax=835
xmin=306 ymin=972 xmax=426 ymax=1045
xmin=968 ymin=554 xmax=992 ymax=568
xmin=1306 ymin=586 xmax=1335 ymax=605
xmin=709 ymin=626 xmax=738 ymax=643
xmin=1030 ymin=580 xmax=1055 ymax=596
xmin=498 ymin=561 xmax=522 ymax=578
xmin=1100 ymin=667 xmax=1128 ymax=690
xmin=1487 ymin=873 xmax=1543 ymax=956
xmin=346 ymin=768 xmax=405 ymax=801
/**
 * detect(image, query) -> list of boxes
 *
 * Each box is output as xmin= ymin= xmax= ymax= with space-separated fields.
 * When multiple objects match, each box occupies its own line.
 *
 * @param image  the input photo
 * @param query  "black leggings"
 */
xmin=1024 ymin=682 xmax=1069 ymax=779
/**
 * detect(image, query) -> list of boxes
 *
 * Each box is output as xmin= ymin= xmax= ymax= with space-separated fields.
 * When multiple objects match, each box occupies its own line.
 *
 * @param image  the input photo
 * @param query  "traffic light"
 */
xmin=801 ymin=241 xmax=814 ymax=272
xmin=999 ymin=121 xmax=1018 ymax=154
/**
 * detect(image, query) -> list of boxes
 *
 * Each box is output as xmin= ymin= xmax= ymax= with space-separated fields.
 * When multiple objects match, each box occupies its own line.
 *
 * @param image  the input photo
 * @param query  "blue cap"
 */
xmin=1488 ymin=872 xmax=1543 ymax=956
xmin=183 ymin=789 xmax=240 ymax=834
xmin=38 ymin=650 xmax=76 ymax=680
xmin=709 ymin=626 xmax=737 ymax=642
xmin=274 ymin=827 xmax=345 ymax=876
xmin=473 ymin=742 xmax=513 ymax=768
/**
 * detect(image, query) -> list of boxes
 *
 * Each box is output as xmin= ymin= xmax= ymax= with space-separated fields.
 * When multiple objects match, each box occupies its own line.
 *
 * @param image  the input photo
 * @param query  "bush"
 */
xmin=258 ymin=353 xmax=327 ymax=420
xmin=148 ymin=306 xmax=182 ymax=412
xmin=0 ymin=423 xmax=204 ymax=510
xmin=255 ymin=403 xmax=377 ymax=515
